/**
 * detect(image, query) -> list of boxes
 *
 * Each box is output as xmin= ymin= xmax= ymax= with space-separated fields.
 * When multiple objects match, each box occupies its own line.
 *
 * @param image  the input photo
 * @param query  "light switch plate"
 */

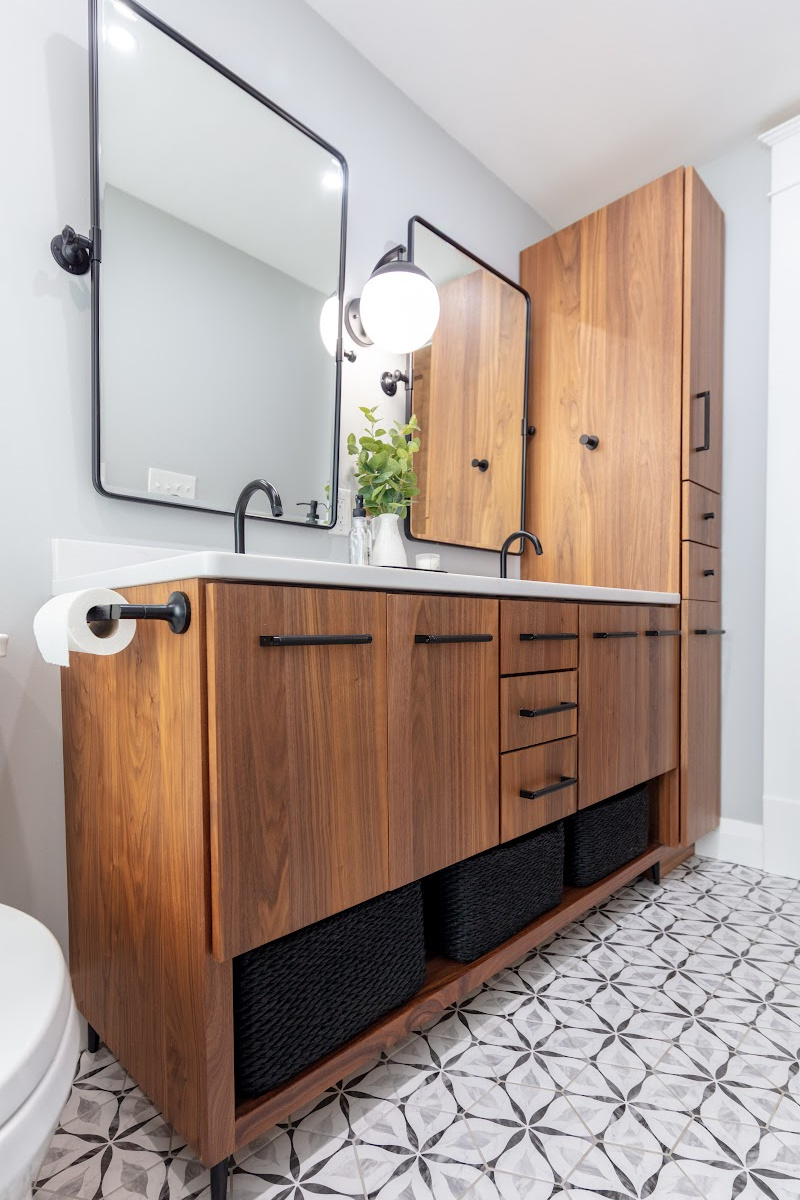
xmin=148 ymin=467 xmax=196 ymax=500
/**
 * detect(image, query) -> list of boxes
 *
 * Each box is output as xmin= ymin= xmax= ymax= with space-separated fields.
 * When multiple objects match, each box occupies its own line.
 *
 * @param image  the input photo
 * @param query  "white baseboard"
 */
xmin=763 ymin=794 xmax=800 ymax=880
xmin=696 ymin=817 xmax=764 ymax=869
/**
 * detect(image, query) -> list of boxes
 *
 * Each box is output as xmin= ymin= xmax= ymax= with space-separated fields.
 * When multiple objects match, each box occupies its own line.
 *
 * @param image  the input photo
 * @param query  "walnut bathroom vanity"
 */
xmin=59 ymin=565 xmax=692 ymax=1171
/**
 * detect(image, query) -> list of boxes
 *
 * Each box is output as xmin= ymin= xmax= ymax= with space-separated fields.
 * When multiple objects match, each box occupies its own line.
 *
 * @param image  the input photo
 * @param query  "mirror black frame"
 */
xmin=88 ymin=0 xmax=349 ymax=529
xmin=405 ymin=216 xmax=531 ymax=553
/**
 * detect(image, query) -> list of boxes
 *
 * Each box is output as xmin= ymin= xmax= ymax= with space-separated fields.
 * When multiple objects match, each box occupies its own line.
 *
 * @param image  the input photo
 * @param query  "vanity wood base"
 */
xmin=234 ymin=841 xmax=667 ymax=1153
xmin=61 ymin=576 xmax=683 ymax=1168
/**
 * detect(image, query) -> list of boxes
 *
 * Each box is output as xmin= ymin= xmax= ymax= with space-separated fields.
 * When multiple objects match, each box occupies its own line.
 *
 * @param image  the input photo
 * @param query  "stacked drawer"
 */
xmin=499 ymin=600 xmax=579 ymax=842
xmin=680 ymin=480 xmax=724 ymax=844
xmin=681 ymin=481 xmax=721 ymax=603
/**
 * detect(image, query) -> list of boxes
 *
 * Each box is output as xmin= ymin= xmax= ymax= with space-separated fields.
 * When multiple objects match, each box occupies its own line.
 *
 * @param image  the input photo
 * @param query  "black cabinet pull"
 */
xmin=703 ymin=569 xmax=716 ymax=577
xmin=703 ymin=511 xmax=716 ymax=520
xmin=519 ymin=632 xmax=578 ymax=642
xmin=260 ymin=634 xmax=372 ymax=647
xmin=519 ymin=701 xmax=578 ymax=718
xmin=415 ymin=633 xmax=493 ymax=644
xmin=695 ymin=390 xmax=711 ymax=452
xmin=579 ymin=434 xmax=600 ymax=450
xmin=644 ymin=629 xmax=681 ymax=637
xmin=695 ymin=628 xmax=726 ymax=636
xmin=471 ymin=458 xmax=489 ymax=472
xmin=593 ymin=631 xmax=638 ymax=639
xmin=520 ymin=775 xmax=578 ymax=801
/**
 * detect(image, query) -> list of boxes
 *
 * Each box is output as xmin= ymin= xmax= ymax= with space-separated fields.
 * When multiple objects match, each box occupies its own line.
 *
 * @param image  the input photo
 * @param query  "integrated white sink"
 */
xmin=52 ymin=541 xmax=680 ymax=606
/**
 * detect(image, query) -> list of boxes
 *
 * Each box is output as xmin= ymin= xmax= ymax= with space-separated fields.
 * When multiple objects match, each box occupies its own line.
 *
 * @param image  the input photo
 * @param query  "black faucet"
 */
xmin=500 ymin=529 xmax=543 ymax=577
xmin=234 ymin=479 xmax=284 ymax=553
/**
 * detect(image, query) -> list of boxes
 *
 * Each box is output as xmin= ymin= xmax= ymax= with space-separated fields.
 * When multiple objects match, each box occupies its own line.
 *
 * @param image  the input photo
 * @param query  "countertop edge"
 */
xmin=52 ymin=551 xmax=681 ymax=606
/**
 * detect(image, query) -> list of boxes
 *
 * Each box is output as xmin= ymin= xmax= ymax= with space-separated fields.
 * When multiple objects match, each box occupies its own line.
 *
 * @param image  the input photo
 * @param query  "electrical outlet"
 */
xmin=148 ymin=467 xmax=196 ymax=500
xmin=331 ymin=487 xmax=352 ymax=536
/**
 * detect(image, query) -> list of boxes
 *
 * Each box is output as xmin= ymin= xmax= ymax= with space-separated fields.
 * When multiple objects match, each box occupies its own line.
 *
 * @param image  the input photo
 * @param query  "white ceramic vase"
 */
xmin=371 ymin=513 xmax=408 ymax=568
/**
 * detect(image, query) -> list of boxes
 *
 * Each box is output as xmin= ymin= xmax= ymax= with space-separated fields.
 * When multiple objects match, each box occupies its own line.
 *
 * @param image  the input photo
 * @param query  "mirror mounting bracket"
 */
xmin=51 ymin=224 xmax=100 ymax=275
xmin=380 ymin=369 xmax=410 ymax=397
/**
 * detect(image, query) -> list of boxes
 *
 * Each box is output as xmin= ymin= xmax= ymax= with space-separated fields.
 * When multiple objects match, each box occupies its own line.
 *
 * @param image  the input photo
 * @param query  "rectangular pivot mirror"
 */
xmin=407 ymin=218 xmax=530 ymax=552
xmin=92 ymin=0 xmax=347 ymax=525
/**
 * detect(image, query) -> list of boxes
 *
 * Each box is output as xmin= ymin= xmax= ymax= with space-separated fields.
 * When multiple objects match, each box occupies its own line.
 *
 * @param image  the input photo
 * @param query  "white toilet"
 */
xmin=0 ymin=904 xmax=79 ymax=1200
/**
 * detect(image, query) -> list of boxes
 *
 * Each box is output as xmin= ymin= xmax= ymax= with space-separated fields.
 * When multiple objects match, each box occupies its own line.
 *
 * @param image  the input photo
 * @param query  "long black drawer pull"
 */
xmin=260 ymin=634 xmax=372 ymax=647
xmin=593 ymin=631 xmax=638 ymax=639
xmin=703 ymin=569 xmax=716 ymax=577
xmin=519 ymin=632 xmax=578 ymax=642
xmin=520 ymin=775 xmax=578 ymax=801
xmin=644 ymin=629 xmax=681 ymax=638
xmin=415 ymin=633 xmax=493 ymax=644
xmin=519 ymin=702 xmax=578 ymax=719
xmin=695 ymin=628 xmax=726 ymax=636
xmin=703 ymin=511 xmax=716 ymax=520
xmin=696 ymin=390 xmax=711 ymax=452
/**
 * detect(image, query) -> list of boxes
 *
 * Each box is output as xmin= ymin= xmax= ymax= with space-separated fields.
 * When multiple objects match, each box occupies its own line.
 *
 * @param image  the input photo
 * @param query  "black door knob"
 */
xmin=471 ymin=458 xmax=489 ymax=472
xmin=579 ymin=434 xmax=600 ymax=450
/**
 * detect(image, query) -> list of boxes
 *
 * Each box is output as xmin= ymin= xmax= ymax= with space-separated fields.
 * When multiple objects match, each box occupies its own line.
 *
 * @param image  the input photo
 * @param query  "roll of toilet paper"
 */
xmin=33 ymin=589 xmax=137 ymax=667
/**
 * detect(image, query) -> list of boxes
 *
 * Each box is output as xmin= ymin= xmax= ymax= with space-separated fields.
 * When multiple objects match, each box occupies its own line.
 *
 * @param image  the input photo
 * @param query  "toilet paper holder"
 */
xmin=86 ymin=591 xmax=191 ymax=636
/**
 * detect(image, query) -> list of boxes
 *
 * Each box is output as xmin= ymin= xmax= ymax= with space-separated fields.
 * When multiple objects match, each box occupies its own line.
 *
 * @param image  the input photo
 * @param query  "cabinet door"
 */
xmin=578 ymin=605 xmax=643 ymax=808
xmin=388 ymin=594 xmax=499 ymax=886
xmin=683 ymin=169 xmax=724 ymax=494
xmin=409 ymin=270 xmax=527 ymax=550
xmin=521 ymin=170 xmax=683 ymax=593
xmin=206 ymin=584 xmax=389 ymax=960
xmin=681 ymin=600 xmax=723 ymax=844
xmin=637 ymin=607 xmax=680 ymax=783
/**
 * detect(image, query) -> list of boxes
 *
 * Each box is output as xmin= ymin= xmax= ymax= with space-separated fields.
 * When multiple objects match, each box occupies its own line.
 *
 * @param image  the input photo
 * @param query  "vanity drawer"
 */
xmin=501 ymin=672 xmax=577 ymax=751
xmin=681 ymin=542 xmax=720 ymax=602
xmin=501 ymin=738 xmax=577 ymax=842
xmin=500 ymin=601 xmax=578 ymax=675
xmin=682 ymin=481 xmax=721 ymax=547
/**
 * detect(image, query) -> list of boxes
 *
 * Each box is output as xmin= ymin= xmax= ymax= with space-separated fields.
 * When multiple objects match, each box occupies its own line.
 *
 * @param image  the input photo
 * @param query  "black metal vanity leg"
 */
xmin=650 ymin=862 xmax=661 ymax=886
xmin=209 ymin=1160 xmax=228 ymax=1200
xmin=87 ymin=1023 xmax=100 ymax=1053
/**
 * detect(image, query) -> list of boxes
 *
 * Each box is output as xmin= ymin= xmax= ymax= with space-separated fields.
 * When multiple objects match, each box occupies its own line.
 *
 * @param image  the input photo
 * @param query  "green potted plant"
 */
xmin=347 ymin=407 xmax=421 ymax=567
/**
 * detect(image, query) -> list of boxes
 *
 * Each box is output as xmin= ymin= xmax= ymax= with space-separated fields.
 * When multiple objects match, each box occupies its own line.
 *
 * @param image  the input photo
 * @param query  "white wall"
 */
xmin=0 ymin=0 xmax=549 ymax=951
xmin=696 ymin=142 xmax=771 ymax=829
xmin=760 ymin=117 xmax=800 ymax=878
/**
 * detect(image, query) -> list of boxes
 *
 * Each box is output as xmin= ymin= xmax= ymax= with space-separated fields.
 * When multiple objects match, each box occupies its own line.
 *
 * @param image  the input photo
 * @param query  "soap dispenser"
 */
xmin=349 ymin=495 xmax=372 ymax=566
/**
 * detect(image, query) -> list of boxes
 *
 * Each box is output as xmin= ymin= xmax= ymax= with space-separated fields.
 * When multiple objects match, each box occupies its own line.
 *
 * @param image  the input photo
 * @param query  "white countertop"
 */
xmin=52 ymin=543 xmax=679 ymax=605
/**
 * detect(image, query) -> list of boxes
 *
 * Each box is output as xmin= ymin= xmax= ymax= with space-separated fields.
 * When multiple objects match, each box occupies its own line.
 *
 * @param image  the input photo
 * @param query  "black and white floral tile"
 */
xmin=34 ymin=855 xmax=800 ymax=1200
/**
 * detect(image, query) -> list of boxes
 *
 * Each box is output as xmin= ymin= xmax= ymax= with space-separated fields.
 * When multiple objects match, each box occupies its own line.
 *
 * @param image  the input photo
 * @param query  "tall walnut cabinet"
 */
xmin=520 ymin=166 xmax=724 ymax=846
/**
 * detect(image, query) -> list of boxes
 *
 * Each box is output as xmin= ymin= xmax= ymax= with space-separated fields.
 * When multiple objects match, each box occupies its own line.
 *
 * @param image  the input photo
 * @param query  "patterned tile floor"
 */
xmin=34 ymin=855 xmax=800 ymax=1200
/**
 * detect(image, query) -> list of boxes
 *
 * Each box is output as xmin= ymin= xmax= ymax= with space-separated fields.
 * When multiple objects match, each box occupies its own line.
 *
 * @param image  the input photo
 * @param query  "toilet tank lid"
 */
xmin=0 ymin=904 xmax=72 ymax=1126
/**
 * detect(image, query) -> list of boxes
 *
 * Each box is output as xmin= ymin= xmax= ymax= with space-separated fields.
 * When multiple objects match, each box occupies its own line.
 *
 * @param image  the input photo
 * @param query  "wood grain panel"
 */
xmin=578 ymin=604 xmax=643 ymax=808
xmin=681 ymin=600 xmax=722 ymax=844
xmin=682 ymin=481 xmax=721 ymax=547
xmin=410 ymin=269 xmax=527 ymax=550
xmin=233 ymin=843 xmax=666 ymax=1151
xmin=521 ymin=170 xmax=684 ymax=592
xmin=637 ymin=607 xmax=680 ymax=782
xmin=500 ymin=599 xmax=578 ymax=675
xmin=387 ymin=594 xmax=499 ymax=885
xmin=501 ymin=738 xmax=577 ymax=841
xmin=681 ymin=542 xmax=721 ymax=602
xmin=61 ymin=580 xmax=235 ymax=1167
xmin=501 ymin=671 xmax=577 ymax=751
xmin=206 ymin=584 xmax=389 ymax=960
xmin=683 ymin=168 xmax=725 ymax=493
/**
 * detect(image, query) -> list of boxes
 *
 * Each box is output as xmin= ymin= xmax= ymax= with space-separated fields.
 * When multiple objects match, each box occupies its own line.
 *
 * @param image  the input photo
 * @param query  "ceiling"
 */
xmin=305 ymin=0 xmax=800 ymax=228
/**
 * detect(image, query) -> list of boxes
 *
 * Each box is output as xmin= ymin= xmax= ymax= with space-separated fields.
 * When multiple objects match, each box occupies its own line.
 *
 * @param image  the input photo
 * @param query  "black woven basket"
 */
xmin=233 ymin=881 xmax=426 ymax=1098
xmin=564 ymin=783 xmax=649 ymax=888
xmin=424 ymin=821 xmax=565 ymax=963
